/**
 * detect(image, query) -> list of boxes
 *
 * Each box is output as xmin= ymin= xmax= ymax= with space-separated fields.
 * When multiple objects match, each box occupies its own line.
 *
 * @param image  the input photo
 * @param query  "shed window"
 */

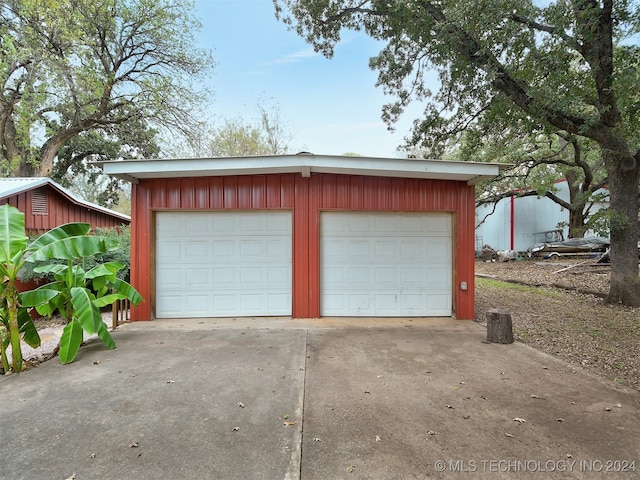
xmin=31 ymin=189 xmax=48 ymax=215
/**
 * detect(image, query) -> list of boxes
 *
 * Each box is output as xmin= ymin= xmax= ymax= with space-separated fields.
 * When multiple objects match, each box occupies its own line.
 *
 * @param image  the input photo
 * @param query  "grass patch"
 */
xmin=476 ymin=277 xmax=563 ymax=298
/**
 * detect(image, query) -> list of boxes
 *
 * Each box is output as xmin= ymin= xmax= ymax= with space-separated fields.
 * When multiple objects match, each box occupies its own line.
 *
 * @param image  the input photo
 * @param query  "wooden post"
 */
xmin=112 ymin=300 xmax=118 ymax=331
xmin=486 ymin=309 xmax=514 ymax=344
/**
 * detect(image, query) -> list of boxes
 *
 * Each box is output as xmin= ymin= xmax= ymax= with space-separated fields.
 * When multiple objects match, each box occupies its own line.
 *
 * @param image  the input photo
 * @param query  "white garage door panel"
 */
xmin=156 ymin=211 xmax=292 ymax=318
xmin=321 ymin=212 xmax=452 ymax=317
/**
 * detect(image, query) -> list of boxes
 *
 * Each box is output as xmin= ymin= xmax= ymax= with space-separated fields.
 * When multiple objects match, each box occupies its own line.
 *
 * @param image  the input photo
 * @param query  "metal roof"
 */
xmin=98 ymin=153 xmax=506 ymax=185
xmin=0 ymin=177 xmax=130 ymax=222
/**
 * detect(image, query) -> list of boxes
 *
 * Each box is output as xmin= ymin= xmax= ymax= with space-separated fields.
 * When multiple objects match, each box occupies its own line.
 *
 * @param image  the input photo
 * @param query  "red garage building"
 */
xmin=101 ymin=154 xmax=501 ymax=321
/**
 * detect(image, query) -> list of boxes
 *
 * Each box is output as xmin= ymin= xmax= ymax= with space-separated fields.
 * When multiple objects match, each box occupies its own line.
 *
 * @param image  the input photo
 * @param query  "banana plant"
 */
xmin=0 ymin=204 xmax=87 ymax=372
xmin=0 ymin=202 xmax=31 ymax=373
xmin=22 ymin=260 xmax=142 ymax=364
xmin=0 ymin=203 xmax=142 ymax=372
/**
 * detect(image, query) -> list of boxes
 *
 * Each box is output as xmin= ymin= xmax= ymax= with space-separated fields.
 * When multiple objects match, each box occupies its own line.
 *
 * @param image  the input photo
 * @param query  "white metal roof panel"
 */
xmin=98 ymin=153 xmax=505 ymax=185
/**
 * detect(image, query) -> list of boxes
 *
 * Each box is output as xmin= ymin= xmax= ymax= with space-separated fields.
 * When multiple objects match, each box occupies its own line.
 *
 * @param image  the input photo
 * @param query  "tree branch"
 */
xmin=417 ymin=0 xmax=610 ymax=144
xmin=324 ymin=2 xmax=384 ymax=23
xmin=510 ymin=14 xmax=580 ymax=50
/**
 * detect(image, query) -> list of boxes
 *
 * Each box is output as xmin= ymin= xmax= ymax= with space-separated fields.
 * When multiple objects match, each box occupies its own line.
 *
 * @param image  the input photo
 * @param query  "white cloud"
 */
xmin=266 ymin=47 xmax=319 ymax=66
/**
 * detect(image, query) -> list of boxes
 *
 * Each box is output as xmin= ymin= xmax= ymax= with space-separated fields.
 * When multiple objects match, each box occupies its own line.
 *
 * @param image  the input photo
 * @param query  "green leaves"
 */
xmin=0 ymin=204 xmax=28 ymax=265
xmin=2 ymin=0 xmax=213 ymax=179
xmin=70 ymin=287 xmax=102 ymax=335
xmin=20 ymin=288 xmax=59 ymax=309
xmin=28 ymin=223 xmax=92 ymax=251
xmin=18 ymin=308 xmax=41 ymax=350
xmin=28 ymin=235 xmax=118 ymax=262
xmin=56 ymin=287 xmax=118 ymax=364
xmin=1 ymin=204 xmax=142 ymax=371
xmin=0 ymin=204 xmax=31 ymax=373
xmin=113 ymin=278 xmax=144 ymax=306
xmin=58 ymin=319 xmax=84 ymax=365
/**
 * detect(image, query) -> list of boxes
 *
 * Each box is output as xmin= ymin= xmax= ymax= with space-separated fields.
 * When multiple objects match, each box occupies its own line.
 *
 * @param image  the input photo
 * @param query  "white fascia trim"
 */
xmin=100 ymin=154 xmax=502 ymax=184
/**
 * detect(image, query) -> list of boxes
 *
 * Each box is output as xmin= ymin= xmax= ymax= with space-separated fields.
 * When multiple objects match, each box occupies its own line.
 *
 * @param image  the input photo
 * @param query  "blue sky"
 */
xmin=193 ymin=0 xmax=430 ymax=158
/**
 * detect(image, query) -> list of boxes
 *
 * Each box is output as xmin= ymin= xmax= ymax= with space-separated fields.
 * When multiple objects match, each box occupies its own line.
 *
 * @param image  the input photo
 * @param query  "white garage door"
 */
xmin=155 ymin=211 xmax=292 ymax=318
xmin=321 ymin=212 xmax=452 ymax=317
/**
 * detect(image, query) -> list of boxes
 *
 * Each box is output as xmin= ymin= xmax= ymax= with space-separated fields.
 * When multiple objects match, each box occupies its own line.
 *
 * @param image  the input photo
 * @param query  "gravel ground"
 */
xmin=475 ymin=258 xmax=640 ymax=392
xmin=5 ymin=313 xmax=114 ymax=369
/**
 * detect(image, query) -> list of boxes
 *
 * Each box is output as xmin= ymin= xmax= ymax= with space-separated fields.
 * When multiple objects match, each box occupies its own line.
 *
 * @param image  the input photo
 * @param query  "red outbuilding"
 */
xmin=101 ymin=154 xmax=502 ymax=321
xmin=0 ymin=177 xmax=130 ymax=235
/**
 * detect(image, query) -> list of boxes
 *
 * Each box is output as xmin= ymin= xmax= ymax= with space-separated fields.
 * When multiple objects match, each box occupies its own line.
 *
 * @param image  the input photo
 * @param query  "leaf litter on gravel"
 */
xmin=475 ymin=259 xmax=640 ymax=392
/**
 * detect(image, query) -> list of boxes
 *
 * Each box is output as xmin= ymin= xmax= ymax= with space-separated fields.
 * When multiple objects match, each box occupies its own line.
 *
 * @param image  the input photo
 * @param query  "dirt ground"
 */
xmin=475 ymin=258 xmax=640 ymax=392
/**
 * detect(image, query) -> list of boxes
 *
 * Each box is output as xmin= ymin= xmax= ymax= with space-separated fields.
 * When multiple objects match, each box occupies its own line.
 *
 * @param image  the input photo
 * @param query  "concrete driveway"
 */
xmin=1 ymin=318 xmax=639 ymax=479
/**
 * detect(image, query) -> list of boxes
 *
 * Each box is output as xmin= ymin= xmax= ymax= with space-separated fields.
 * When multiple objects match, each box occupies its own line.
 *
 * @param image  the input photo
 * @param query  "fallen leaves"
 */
xmin=513 ymin=417 xmax=527 ymax=424
xmin=283 ymin=421 xmax=296 ymax=427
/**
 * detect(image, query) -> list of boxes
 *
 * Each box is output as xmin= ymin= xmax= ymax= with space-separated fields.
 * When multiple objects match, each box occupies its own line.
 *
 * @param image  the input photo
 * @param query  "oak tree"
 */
xmin=0 ymin=0 xmax=212 ymax=177
xmin=275 ymin=0 xmax=640 ymax=306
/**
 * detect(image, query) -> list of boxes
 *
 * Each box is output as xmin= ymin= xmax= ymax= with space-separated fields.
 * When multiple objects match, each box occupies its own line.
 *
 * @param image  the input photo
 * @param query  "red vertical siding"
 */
xmin=3 ymin=186 xmax=129 ymax=236
xmin=129 ymin=173 xmax=476 ymax=321
xmin=209 ymin=177 xmax=224 ymax=208
xmin=194 ymin=178 xmax=209 ymax=208
xmin=181 ymin=178 xmax=195 ymax=209
xmin=292 ymin=177 xmax=310 ymax=317
xmin=307 ymin=177 xmax=322 ymax=317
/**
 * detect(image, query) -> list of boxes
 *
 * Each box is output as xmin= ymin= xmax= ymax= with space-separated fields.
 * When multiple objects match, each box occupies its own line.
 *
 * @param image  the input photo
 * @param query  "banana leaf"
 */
xmin=96 ymin=323 xmax=116 ymax=350
xmin=113 ymin=278 xmax=143 ymax=305
xmin=58 ymin=319 xmax=84 ymax=365
xmin=85 ymin=262 xmax=124 ymax=279
xmin=93 ymin=293 xmax=128 ymax=308
xmin=33 ymin=264 xmax=69 ymax=276
xmin=70 ymin=287 xmax=102 ymax=335
xmin=28 ymin=223 xmax=91 ymax=250
xmin=28 ymin=236 xmax=119 ymax=262
xmin=0 ymin=204 xmax=28 ymax=262
xmin=17 ymin=308 xmax=40 ymax=349
xmin=20 ymin=288 xmax=59 ymax=308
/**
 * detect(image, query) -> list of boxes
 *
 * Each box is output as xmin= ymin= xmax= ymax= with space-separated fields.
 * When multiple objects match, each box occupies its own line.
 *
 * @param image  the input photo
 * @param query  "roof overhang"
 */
xmin=98 ymin=153 xmax=507 ymax=186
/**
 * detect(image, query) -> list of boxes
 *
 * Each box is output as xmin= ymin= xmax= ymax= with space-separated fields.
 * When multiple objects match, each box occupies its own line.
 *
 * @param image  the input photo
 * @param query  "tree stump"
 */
xmin=486 ymin=309 xmax=514 ymax=344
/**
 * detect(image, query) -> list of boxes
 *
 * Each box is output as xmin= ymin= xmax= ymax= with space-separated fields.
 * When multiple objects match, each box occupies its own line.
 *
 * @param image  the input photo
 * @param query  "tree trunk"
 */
xmin=2 ymin=115 xmax=39 ymax=177
xmin=564 ymin=172 xmax=587 ymax=238
xmin=605 ymin=152 xmax=640 ymax=307
xmin=38 ymin=129 xmax=80 ymax=176
xmin=568 ymin=206 xmax=587 ymax=238
xmin=486 ymin=309 xmax=514 ymax=344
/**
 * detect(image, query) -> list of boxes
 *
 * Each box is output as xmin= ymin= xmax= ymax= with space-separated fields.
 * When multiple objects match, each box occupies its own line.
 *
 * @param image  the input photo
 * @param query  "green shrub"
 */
xmin=19 ymin=226 xmax=131 ymax=283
